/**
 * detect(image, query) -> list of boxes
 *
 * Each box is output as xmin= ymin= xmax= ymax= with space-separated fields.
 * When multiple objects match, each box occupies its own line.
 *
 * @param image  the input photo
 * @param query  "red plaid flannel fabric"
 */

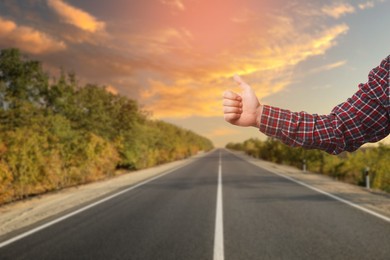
xmin=259 ymin=55 xmax=390 ymax=154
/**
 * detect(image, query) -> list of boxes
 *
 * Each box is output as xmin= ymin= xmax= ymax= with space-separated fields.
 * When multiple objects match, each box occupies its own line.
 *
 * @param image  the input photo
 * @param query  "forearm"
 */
xmin=259 ymin=105 xmax=347 ymax=154
xmin=259 ymin=55 xmax=390 ymax=154
xmin=259 ymin=94 xmax=389 ymax=154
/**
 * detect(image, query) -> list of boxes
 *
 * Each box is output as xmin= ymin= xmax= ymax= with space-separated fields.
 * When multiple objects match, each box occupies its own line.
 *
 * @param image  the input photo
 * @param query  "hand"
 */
xmin=223 ymin=74 xmax=262 ymax=127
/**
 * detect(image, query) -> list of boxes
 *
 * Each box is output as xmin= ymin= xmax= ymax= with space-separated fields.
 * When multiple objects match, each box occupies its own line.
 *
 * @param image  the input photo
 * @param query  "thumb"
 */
xmin=233 ymin=74 xmax=251 ymax=90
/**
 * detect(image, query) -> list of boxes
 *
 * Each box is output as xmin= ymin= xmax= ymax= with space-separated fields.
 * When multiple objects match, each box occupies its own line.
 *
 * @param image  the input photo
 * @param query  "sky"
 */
xmin=0 ymin=0 xmax=389 ymax=147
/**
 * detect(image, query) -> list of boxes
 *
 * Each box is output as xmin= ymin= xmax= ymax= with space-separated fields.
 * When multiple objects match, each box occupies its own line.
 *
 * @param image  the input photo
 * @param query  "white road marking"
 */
xmin=0 ymin=160 xmax=195 ymax=249
xmin=213 ymin=150 xmax=225 ymax=260
xmin=269 ymin=170 xmax=390 ymax=223
xmin=227 ymin=150 xmax=390 ymax=223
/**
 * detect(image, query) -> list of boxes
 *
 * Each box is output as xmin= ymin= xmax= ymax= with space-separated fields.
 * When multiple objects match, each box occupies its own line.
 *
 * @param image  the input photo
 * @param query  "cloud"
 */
xmin=137 ymin=17 xmax=349 ymax=118
xmin=105 ymin=85 xmax=118 ymax=95
xmin=0 ymin=17 xmax=16 ymax=34
xmin=231 ymin=8 xmax=259 ymax=24
xmin=47 ymin=0 xmax=105 ymax=32
xmin=308 ymin=60 xmax=347 ymax=74
xmin=0 ymin=16 xmax=66 ymax=54
xmin=0 ymin=1 xmax=351 ymax=121
xmin=39 ymin=2 xmax=348 ymax=120
xmin=322 ymin=3 xmax=355 ymax=18
xmin=358 ymin=1 xmax=375 ymax=9
xmin=140 ymin=79 xmax=221 ymax=118
xmin=160 ymin=0 xmax=185 ymax=11
xmin=126 ymin=27 xmax=193 ymax=56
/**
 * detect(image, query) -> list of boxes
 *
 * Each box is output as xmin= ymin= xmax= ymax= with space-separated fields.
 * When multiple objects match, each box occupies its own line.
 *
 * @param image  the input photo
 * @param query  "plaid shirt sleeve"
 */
xmin=259 ymin=55 xmax=390 ymax=154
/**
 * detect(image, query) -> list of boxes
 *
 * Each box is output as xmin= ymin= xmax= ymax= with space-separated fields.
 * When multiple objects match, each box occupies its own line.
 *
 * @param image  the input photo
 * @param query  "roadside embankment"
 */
xmin=229 ymin=150 xmax=390 ymax=219
xmin=0 ymin=152 xmax=207 ymax=239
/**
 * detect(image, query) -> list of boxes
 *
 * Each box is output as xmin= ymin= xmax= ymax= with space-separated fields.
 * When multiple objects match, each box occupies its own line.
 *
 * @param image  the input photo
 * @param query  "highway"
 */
xmin=0 ymin=149 xmax=389 ymax=259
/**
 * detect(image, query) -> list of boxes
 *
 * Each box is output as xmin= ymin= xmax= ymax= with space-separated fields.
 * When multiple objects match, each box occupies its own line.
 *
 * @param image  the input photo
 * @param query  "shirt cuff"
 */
xmin=259 ymin=105 xmax=289 ymax=137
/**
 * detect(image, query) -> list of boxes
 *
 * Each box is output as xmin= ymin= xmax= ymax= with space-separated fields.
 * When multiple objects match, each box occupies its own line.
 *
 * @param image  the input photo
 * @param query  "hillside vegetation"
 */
xmin=0 ymin=48 xmax=213 ymax=204
xmin=226 ymin=138 xmax=390 ymax=193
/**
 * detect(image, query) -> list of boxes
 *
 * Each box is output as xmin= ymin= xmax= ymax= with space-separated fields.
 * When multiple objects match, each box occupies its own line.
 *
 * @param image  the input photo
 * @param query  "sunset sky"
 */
xmin=0 ymin=0 xmax=389 ymax=147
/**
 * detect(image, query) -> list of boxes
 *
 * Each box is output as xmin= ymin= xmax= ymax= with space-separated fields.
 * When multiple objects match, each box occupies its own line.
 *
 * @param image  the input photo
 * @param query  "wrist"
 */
xmin=253 ymin=105 xmax=263 ymax=128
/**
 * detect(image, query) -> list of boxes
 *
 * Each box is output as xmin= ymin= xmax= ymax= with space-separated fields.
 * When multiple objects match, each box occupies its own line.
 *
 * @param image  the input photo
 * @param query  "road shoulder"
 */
xmin=0 ymin=151 xmax=210 ymax=239
xmin=227 ymin=149 xmax=390 ymax=219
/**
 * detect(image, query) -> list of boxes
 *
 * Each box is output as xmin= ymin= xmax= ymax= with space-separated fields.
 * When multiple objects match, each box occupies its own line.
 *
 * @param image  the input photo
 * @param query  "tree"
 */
xmin=0 ymin=48 xmax=49 ymax=108
xmin=225 ymin=137 xmax=390 ymax=193
xmin=0 ymin=48 xmax=214 ymax=204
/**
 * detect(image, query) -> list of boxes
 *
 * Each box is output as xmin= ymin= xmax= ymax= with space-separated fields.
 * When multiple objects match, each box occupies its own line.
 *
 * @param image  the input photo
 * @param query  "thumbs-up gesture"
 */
xmin=223 ymin=74 xmax=262 ymax=127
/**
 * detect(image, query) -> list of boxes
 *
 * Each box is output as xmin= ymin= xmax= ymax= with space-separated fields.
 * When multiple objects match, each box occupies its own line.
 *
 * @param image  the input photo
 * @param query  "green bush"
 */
xmin=227 ymin=137 xmax=390 ymax=193
xmin=0 ymin=48 xmax=213 ymax=204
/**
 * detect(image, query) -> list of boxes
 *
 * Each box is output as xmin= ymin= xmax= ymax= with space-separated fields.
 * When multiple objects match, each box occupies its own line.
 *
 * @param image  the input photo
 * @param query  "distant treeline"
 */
xmin=226 ymin=138 xmax=390 ymax=193
xmin=0 ymin=48 xmax=213 ymax=204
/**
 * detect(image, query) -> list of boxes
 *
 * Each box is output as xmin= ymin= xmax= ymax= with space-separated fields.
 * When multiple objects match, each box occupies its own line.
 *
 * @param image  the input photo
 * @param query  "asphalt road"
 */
xmin=1 ymin=149 xmax=389 ymax=260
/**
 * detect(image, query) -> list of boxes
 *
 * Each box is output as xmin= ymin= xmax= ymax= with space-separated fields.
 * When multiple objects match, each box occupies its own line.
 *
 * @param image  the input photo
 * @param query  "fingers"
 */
xmin=223 ymin=91 xmax=242 ymax=112
xmin=223 ymin=106 xmax=242 ymax=113
xmin=223 ymin=96 xmax=242 ymax=123
xmin=223 ymin=75 xmax=253 ymax=125
xmin=223 ymin=90 xmax=242 ymax=101
xmin=223 ymin=98 xmax=241 ymax=107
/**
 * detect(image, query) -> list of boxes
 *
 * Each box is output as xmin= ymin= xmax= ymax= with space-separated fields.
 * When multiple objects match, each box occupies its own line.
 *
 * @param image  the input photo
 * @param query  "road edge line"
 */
xmin=226 ymin=149 xmax=390 ymax=223
xmin=0 ymin=152 xmax=208 ymax=249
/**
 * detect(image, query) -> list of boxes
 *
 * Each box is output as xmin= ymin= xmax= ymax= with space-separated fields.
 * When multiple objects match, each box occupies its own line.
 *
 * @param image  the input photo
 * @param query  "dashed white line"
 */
xmin=213 ymin=150 xmax=224 ymax=260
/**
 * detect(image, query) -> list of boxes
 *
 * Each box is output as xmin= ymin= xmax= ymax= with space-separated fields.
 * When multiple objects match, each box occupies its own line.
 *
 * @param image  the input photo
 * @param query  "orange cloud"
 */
xmin=138 ymin=19 xmax=349 ymax=119
xmin=4 ymin=1 xmax=350 ymax=121
xmin=105 ymin=85 xmax=118 ymax=95
xmin=322 ymin=3 xmax=355 ymax=18
xmin=0 ymin=17 xmax=16 ymax=34
xmin=0 ymin=16 xmax=66 ymax=54
xmin=47 ymin=0 xmax=105 ymax=33
xmin=231 ymin=8 xmax=259 ymax=24
xmin=160 ymin=0 xmax=186 ymax=11
xmin=140 ymin=79 xmax=221 ymax=118
xmin=125 ymin=27 xmax=193 ymax=57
